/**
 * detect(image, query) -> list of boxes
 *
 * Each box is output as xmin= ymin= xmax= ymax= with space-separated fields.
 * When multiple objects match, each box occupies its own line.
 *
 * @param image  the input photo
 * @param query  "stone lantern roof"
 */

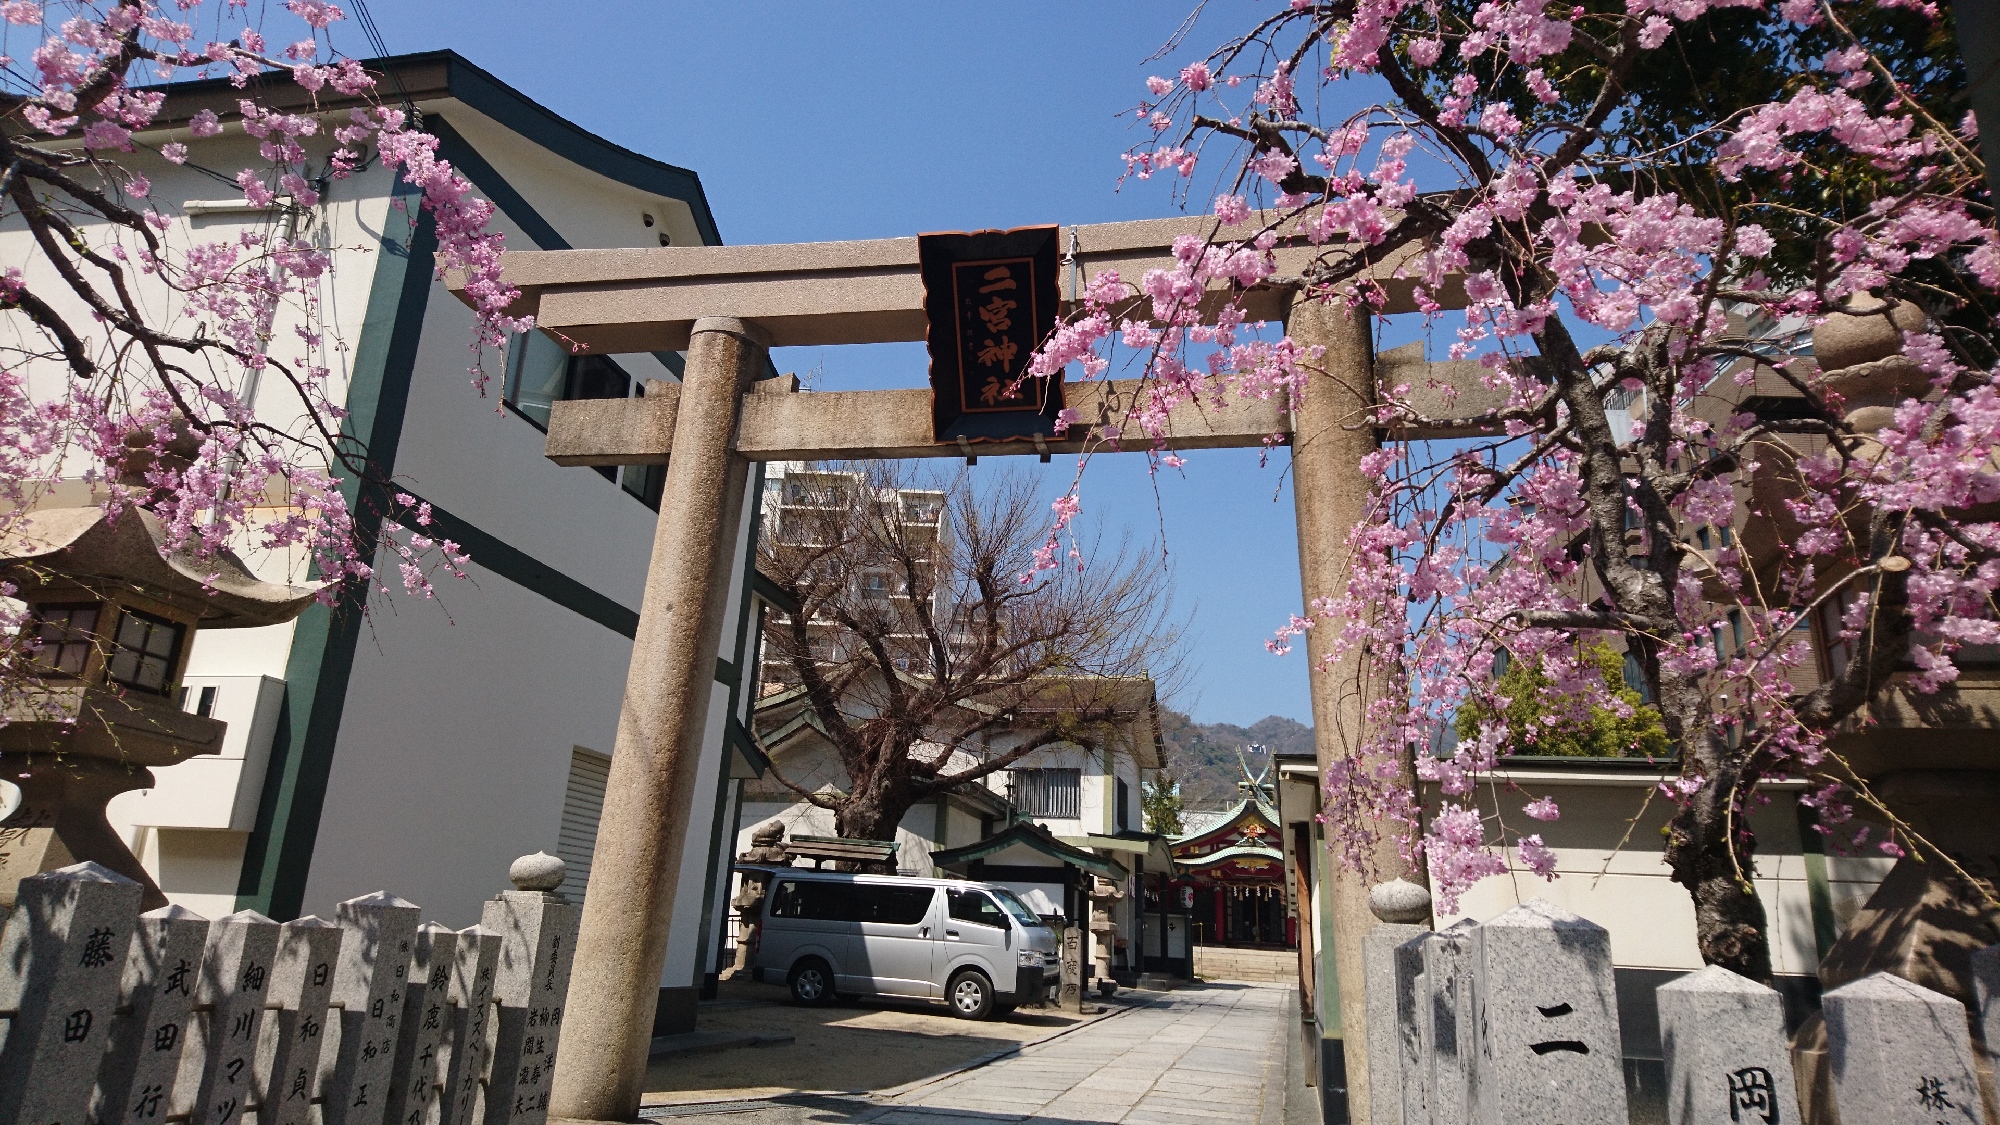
xmin=0 ymin=506 xmax=323 ymax=627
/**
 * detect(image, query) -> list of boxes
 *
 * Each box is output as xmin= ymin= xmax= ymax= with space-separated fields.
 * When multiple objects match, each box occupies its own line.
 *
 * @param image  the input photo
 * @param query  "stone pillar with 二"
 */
xmin=1469 ymin=899 xmax=1627 ymax=1125
xmin=548 ymin=317 xmax=769 ymax=1125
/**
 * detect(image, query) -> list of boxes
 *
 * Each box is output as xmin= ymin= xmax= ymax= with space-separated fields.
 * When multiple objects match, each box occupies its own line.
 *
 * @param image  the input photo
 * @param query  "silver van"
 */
xmin=746 ymin=870 xmax=1058 ymax=1019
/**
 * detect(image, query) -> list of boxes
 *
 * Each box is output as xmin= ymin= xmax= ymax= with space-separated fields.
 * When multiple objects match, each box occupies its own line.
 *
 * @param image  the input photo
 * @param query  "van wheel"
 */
xmin=947 ymin=970 xmax=994 ymax=1020
xmin=789 ymin=958 xmax=835 ymax=1006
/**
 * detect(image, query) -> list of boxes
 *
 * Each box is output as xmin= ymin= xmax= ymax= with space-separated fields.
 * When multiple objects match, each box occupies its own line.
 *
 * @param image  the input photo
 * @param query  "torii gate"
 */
xmin=458 ymin=213 xmax=1493 ymax=1125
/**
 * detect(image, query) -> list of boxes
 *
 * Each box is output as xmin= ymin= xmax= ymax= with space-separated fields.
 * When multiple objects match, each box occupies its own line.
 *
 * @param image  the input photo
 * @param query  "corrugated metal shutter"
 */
xmin=558 ymin=748 xmax=611 ymax=903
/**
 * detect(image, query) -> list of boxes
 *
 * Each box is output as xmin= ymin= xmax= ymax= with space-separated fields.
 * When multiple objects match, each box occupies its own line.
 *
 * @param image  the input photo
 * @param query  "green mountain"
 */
xmin=1156 ymin=708 xmax=1315 ymax=813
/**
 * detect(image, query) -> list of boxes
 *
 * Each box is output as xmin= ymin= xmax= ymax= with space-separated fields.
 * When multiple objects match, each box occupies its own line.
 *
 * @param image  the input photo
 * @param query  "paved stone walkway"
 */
xmin=641 ymin=983 xmax=1296 ymax=1125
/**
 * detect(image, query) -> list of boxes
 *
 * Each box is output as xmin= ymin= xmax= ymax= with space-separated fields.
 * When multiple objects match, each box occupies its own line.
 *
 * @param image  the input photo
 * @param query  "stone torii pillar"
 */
xmin=1288 ymin=297 xmax=1413 ymax=1124
xmin=548 ymin=317 xmax=767 ymax=1125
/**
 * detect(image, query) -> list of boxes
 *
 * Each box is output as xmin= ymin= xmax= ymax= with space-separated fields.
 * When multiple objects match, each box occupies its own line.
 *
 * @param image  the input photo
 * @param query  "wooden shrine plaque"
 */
xmin=918 ymin=225 xmax=1066 ymax=445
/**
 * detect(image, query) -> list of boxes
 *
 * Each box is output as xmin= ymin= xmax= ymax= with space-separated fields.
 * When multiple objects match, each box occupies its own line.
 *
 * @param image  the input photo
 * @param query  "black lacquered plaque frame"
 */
xmin=919 ymin=225 xmax=1066 ymax=444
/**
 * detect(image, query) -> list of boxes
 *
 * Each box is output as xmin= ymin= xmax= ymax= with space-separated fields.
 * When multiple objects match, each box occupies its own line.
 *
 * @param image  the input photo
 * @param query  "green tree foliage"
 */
xmin=1142 ymin=774 xmax=1186 ymax=837
xmin=1455 ymin=642 xmax=1672 ymax=758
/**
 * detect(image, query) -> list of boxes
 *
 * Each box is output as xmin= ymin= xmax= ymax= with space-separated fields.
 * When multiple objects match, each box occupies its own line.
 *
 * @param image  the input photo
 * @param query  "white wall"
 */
xmin=1431 ymin=773 xmax=1876 ymax=978
xmin=301 ymin=537 xmax=633 ymax=923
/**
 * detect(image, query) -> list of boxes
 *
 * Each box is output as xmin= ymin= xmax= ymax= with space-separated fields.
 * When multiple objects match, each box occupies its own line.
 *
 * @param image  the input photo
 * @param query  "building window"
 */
xmin=105 ymin=609 xmax=184 ymax=694
xmin=1116 ymin=777 xmax=1131 ymax=832
xmin=1622 ymin=650 xmax=1653 ymax=703
xmin=27 ymin=603 xmax=100 ymax=677
xmin=503 ymin=333 xmax=665 ymax=510
xmin=1713 ymin=608 xmax=1746 ymax=661
xmin=1010 ymin=767 xmax=1081 ymax=820
xmin=556 ymin=747 xmax=611 ymax=903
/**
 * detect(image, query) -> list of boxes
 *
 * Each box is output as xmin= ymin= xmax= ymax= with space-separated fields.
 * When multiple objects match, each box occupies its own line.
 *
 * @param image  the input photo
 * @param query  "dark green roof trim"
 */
xmin=136 ymin=50 xmax=721 ymax=246
xmin=931 ymin=822 xmax=1126 ymax=880
xmin=751 ymin=570 xmax=801 ymax=615
xmin=429 ymin=115 xmax=690 ymax=381
xmin=728 ymin=716 xmax=770 ymax=778
xmin=236 ymin=175 xmax=435 ymax=922
xmin=429 ymin=116 xmax=569 ymax=251
xmin=389 ymin=488 xmax=639 ymax=639
xmin=418 ymin=52 xmax=721 ymax=246
xmin=755 ymin=708 xmax=830 ymax=754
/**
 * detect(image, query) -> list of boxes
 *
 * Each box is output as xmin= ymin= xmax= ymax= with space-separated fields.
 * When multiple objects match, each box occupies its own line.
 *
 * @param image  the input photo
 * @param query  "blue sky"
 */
xmin=365 ymin=1 xmax=1326 ymax=726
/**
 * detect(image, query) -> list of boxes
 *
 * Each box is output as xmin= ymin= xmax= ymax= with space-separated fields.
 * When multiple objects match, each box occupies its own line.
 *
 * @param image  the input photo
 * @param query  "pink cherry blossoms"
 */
xmin=1041 ymin=0 xmax=1996 ymax=968
xmin=0 ymin=0 xmax=520 ymax=637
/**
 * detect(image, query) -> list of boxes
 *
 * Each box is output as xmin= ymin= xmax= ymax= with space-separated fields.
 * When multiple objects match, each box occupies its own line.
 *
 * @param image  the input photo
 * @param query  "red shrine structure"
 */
xmin=1169 ymin=793 xmax=1293 ymax=948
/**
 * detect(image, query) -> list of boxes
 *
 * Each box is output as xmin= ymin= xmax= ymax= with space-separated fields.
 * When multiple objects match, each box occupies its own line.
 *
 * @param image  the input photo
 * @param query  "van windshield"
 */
xmin=989 ymin=888 xmax=1044 ymax=927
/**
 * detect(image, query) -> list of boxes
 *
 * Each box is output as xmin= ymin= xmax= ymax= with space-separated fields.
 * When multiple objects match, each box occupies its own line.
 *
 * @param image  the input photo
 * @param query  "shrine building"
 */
xmin=1170 ymin=794 xmax=1293 ymax=949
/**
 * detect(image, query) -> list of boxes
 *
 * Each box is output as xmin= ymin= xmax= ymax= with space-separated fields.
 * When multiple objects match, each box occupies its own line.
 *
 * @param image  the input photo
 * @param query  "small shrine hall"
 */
xmin=1169 ymin=792 xmax=1292 ymax=948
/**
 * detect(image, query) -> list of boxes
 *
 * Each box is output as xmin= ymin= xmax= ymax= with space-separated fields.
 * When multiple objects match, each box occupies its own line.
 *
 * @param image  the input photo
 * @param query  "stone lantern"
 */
xmin=0 ymin=504 xmax=320 ymax=908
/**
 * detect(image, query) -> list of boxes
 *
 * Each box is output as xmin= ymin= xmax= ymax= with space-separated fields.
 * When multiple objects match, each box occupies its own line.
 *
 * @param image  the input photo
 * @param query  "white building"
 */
xmin=1 ymin=52 xmax=766 ymax=1035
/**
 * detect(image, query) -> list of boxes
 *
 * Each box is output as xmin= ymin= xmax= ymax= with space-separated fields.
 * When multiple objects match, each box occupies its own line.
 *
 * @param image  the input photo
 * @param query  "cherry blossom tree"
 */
xmin=757 ymin=463 xmax=1185 ymax=846
xmin=1035 ymin=0 xmax=1994 ymax=978
xmin=1 ymin=2 xmax=519 ymax=701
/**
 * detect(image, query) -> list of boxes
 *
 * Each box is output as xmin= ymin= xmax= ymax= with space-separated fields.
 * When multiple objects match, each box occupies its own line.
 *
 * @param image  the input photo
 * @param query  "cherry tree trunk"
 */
xmin=1664 ymin=729 xmax=1774 ymax=980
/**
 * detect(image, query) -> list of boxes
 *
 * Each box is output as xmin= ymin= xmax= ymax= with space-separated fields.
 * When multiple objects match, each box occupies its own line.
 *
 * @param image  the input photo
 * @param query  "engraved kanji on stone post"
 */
xmin=185 ymin=910 xmax=281 ymax=1125
xmin=1392 ymin=934 xmax=1432 ymax=1125
xmin=258 ymin=915 xmax=343 ymax=1125
xmin=0 ymin=861 xmax=145 ymax=1125
xmin=441 ymin=925 xmax=502 ymax=1125
xmin=1469 ymin=899 xmax=1627 ymax=1125
xmin=323 ymin=892 xmax=422 ymax=1125
xmin=386 ymin=923 xmax=461 ymax=1125
xmin=92 ymin=903 xmax=209 ymax=1125
xmin=1823 ymin=971 xmax=1983 ymax=1125
xmin=1421 ymin=920 xmax=1479 ymax=1125
xmin=1658 ymin=965 xmax=1799 ymax=1125
xmin=482 ymin=855 xmax=579 ymax=1125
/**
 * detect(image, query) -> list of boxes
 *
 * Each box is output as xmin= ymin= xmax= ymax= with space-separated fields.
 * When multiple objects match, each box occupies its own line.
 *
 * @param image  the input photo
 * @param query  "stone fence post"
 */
xmin=323 ymin=892 xmax=422 ymax=1125
xmin=442 ymin=925 xmax=502 ymax=1125
xmin=260 ymin=914 xmax=343 ymax=1125
xmin=0 ymin=861 xmax=146 ymax=1125
xmin=92 ymin=903 xmax=208 ymax=1125
xmin=1470 ymin=900 xmax=1627 ymax=1125
xmin=1362 ymin=920 xmax=1425 ymax=1125
xmin=1658 ymin=964 xmax=1799 ymax=1125
xmin=482 ymin=853 xmax=579 ymax=1125
xmin=1824 ymin=971 xmax=1983 ymax=1125
xmin=0 ymin=854 xmax=583 ymax=1125
xmin=387 ymin=922 xmax=462 ymax=1125
xmin=183 ymin=910 xmax=281 ymax=1125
